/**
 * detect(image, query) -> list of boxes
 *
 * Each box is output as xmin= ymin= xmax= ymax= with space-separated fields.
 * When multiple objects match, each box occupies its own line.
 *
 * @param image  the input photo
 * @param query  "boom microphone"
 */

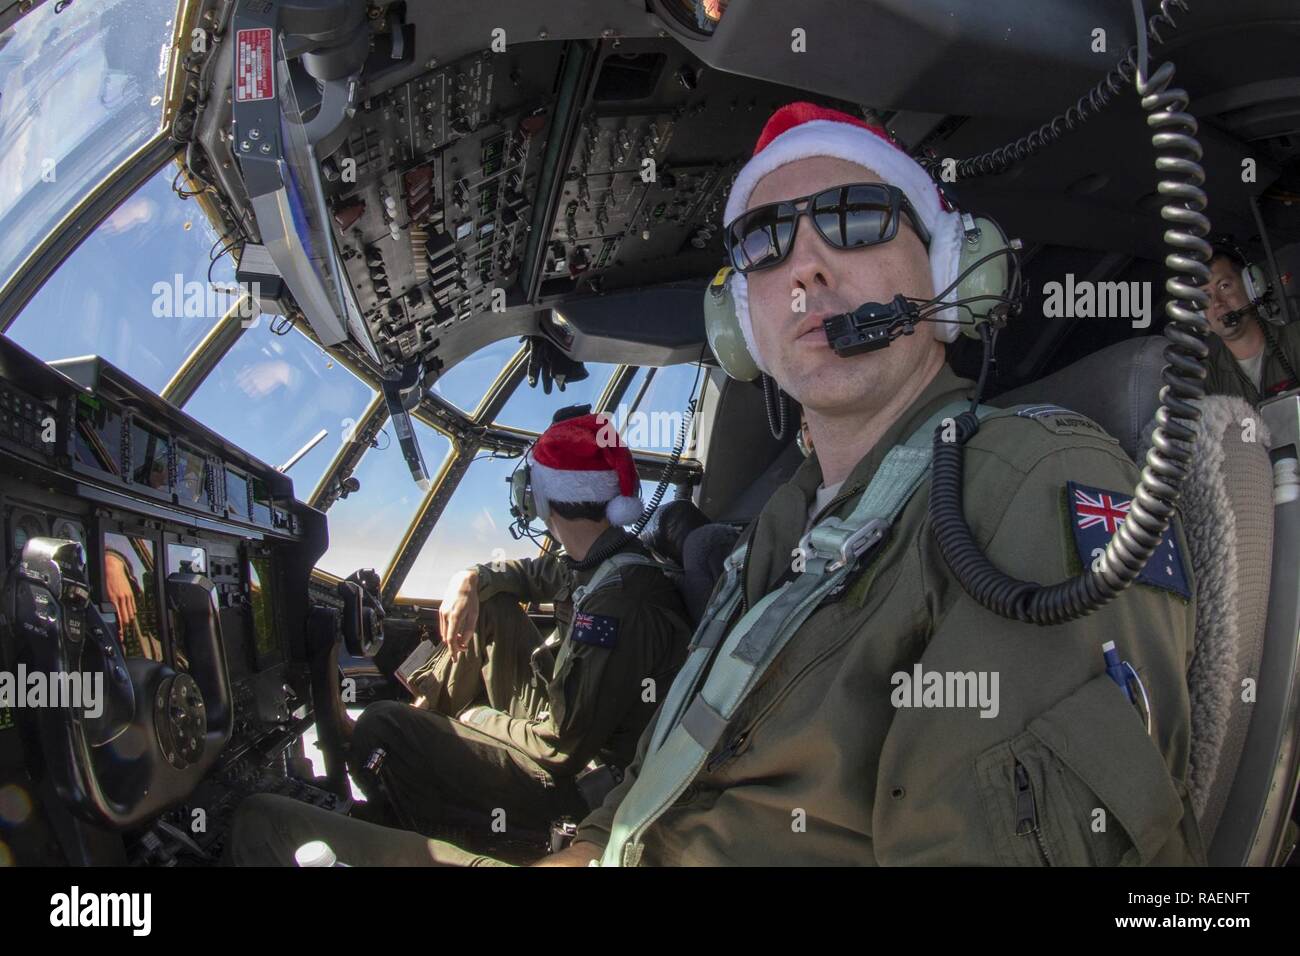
xmin=1220 ymin=305 xmax=1249 ymax=328
xmin=822 ymin=294 xmax=923 ymax=357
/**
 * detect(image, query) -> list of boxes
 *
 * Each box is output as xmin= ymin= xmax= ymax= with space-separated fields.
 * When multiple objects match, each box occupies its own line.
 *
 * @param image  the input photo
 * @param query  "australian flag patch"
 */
xmin=570 ymin=611 xmax=619 ymax=649
xmin=1066 ymin=481 xmax=1191 ymax=600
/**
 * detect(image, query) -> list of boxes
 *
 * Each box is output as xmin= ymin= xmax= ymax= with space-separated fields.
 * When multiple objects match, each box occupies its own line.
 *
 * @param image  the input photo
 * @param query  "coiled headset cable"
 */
xmin=931 ymin=0 xmax=1192 ymax=179
xmin=632 ymin=355 xmax=706 ymax=535
xmin=929 ymin=25 xmax=1212 ymax=624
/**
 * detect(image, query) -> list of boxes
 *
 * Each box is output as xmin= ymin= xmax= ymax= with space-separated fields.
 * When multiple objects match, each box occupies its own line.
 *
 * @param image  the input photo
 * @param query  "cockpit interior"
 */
xmin=0 ymin=0 xmax=1298 ymax=868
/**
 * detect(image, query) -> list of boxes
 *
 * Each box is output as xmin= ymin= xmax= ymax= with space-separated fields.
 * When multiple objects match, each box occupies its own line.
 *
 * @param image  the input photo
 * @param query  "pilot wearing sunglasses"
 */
xmin=544 ymin=103 xmax=1200 ymax=867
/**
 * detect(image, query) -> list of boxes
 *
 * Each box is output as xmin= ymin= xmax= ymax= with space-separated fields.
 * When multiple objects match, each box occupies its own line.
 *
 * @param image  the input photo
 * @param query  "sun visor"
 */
xmin=230 ymin=0 xmax=379 ymax=362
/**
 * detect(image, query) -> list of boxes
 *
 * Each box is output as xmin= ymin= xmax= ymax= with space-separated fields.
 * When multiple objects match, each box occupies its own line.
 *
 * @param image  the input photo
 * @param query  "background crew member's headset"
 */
xmin=1212 ymin=235 xmax=1283 ymax=328
xmin=700 ymin=36 xmax=1216 ymax=631
xmin=507 ymin=454 xmax=541 ymax=540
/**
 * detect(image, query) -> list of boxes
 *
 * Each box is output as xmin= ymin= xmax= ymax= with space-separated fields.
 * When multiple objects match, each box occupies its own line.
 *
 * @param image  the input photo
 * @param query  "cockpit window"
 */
xmin=316 ymin=421 xmax=452 ymax=581
xmin=494 ymin=362 xmax=619 ymax=432
xmin=0 ymin=0 xmax=176 ymax=292
xmin=614 ymin=363 xmax=703 ymax=453
xmin=4 ymin=158 xmax=228 ymax=394
xmin=428 ymin=338 xmax=520 ymax=414
xmin=398 ymin=448 xmax=541 ymax=599
xmin=182 ymin=325 xmax=375 ymax=492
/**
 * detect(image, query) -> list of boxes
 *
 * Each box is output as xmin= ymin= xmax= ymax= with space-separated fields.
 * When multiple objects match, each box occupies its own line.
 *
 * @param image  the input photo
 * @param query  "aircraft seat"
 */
xmin=639 ymin=498 xmax=740 ymax=624
xmin=997 ymin=336 xmax=1293 ymax=864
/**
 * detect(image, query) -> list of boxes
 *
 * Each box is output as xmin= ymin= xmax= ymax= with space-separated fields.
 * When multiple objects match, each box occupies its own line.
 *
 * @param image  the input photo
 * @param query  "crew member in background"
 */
xmin=1203 ymin=243 xmax=1300 ymax=406
xmin=226 ymin=412 xmax=690 ymax=865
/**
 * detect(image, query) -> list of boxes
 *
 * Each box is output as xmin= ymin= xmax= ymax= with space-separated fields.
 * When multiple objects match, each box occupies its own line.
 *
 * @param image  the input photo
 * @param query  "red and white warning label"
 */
xmin=235 ymin=28 xmax=274 ymax=102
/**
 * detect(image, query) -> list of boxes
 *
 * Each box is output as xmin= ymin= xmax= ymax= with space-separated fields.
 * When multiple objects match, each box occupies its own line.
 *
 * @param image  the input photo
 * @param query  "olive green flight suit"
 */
xmin=574 ymin=365 xmax=1204 ymax=866
xmin=348 ymin=527 xmax=689 ymax=832
xmin=1204 ymin=317 xmax=1300 ymax=405
xmin=226 ymin=527 xmax=689 ymax=865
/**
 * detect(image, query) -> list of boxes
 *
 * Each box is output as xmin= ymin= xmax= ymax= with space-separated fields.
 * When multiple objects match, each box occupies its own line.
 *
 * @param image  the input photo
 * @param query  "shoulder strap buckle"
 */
xmin=830 ymin=516 xmax=890 ymax=571
xmin=799 ymin=515 xmax=890 ymax=574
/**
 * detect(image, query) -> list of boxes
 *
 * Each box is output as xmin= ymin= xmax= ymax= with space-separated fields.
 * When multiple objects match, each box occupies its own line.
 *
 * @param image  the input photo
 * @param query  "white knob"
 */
xmin=295 ymin=840 xmax=337 ymax=867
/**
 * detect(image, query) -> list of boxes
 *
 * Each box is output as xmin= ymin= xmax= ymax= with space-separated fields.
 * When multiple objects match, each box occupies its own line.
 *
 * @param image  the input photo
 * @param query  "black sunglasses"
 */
xmin=725 ymin=183 xmax=931 ymax=275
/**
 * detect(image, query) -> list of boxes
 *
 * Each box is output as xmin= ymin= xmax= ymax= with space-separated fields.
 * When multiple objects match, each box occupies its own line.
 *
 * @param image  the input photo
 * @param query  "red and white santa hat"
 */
xmin=528 ymin=413 xmax=643 ymax=526
xmin=724 ymin=102 xmax=966 ymax=373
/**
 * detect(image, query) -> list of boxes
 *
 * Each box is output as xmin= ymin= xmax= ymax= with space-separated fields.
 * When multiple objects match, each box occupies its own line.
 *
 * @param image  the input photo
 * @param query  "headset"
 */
xmin=1212 ymin=237 xmax=1281 ymax=327
xmin=507 ymin=453 xmax=544 ymax=537
xmin=506 ymin=403 xmax=594 ymax=542
xmin=704 ymin=212 xmax=1020 ymax=381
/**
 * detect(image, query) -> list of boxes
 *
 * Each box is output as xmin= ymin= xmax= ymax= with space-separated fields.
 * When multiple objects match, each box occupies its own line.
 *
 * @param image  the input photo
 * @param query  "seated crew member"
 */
xmin=225 ymin=413 xmax=690 ymax=865
xmin=1203 ymin=243 xmax=1300 ymax=405
xmin=536 ymin=103 xmax=1203 ymax=866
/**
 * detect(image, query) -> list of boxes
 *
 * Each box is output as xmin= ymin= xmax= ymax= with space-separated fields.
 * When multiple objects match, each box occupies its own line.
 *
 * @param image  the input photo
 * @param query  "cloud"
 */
xmin=100 ymin=196 xmax=155 ymax=235
xmin=234 ymin=359 xmax=295 ymax=400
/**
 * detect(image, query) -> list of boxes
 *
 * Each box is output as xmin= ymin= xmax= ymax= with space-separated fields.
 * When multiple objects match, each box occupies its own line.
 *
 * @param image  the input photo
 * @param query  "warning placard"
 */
xmin=235 ymin=28 xmax=274 ymax=102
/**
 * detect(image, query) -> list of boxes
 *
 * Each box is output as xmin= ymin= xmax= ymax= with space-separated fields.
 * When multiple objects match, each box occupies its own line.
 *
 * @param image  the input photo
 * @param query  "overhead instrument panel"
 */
xmin=218 ymin=7 xmax=862 ymax=379
xmin=531 ymin=38 xmax=799 ymax=301
xmin=313 ymin=33 xmax=832 ymax=355
xmin=326 ymin=45 xmax=565 ymax=369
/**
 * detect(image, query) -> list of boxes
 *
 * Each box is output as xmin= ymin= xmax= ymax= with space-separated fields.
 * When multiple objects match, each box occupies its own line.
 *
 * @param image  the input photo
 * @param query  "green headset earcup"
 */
xmin=703 ymin=266 xmax=761 ymax=382
xmin=510 ymin=463 xmax=537 ymax=521
xmin=953 ymin=217 xmax=1011 ymax=340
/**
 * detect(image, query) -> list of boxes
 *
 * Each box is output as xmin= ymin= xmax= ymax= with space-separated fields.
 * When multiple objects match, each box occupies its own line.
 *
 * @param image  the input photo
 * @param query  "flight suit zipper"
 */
xmin=1014 ymin=760 xmax=1053 ymax=866
xmin=713 ymin=483 xmax=888 ymax=779
xmin=738 ymin=531 xmax=757 ymax=613
xmin=705 ymin=731 xmax=748 ymax=772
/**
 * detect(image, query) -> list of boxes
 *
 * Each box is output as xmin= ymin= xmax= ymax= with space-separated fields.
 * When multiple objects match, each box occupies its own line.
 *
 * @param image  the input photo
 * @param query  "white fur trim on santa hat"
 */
xmin=605 ymin=495 xmax=644 ymax=526
xmin=529 ymin=458 xmax=644 ymax=526
xmin=723 ymin=119 xmax=965 ymax=372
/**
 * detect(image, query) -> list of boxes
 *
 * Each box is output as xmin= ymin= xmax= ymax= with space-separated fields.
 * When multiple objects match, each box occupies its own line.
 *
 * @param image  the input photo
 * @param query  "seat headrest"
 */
xmin=638 ymin=499 xmax=710 ymax=566
xmin=992 ymin=337 xmax=1168 ymax=459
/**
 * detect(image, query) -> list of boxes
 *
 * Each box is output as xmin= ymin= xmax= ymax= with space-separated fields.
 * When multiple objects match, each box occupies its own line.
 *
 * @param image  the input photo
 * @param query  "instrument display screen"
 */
xmin=247 ymin=554 xmax=279 ymax=662
xmin=175 ymin=444 xmax=209 ymax=507
xmin=74 ymin=395 xmax=124 ymax=476
xmin=225 ymin=468 xmax=249 ymax=518
xmin=130 ymin=422 xmax=170 ymax=491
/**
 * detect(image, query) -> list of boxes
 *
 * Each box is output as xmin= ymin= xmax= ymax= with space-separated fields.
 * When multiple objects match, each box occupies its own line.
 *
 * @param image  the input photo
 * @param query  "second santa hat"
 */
xmin=528 ymin=413 xmax=644 ymax=526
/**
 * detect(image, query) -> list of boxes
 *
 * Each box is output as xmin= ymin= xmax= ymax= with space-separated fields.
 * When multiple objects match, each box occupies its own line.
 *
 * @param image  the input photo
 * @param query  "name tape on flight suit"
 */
xmin=570 ymin=611 xmax=619 ymax=649
xmin=1015 ymin=404 xmax=1116 ymax=441
xmin=1066 ymin=481 xmax=1191 ymax=599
